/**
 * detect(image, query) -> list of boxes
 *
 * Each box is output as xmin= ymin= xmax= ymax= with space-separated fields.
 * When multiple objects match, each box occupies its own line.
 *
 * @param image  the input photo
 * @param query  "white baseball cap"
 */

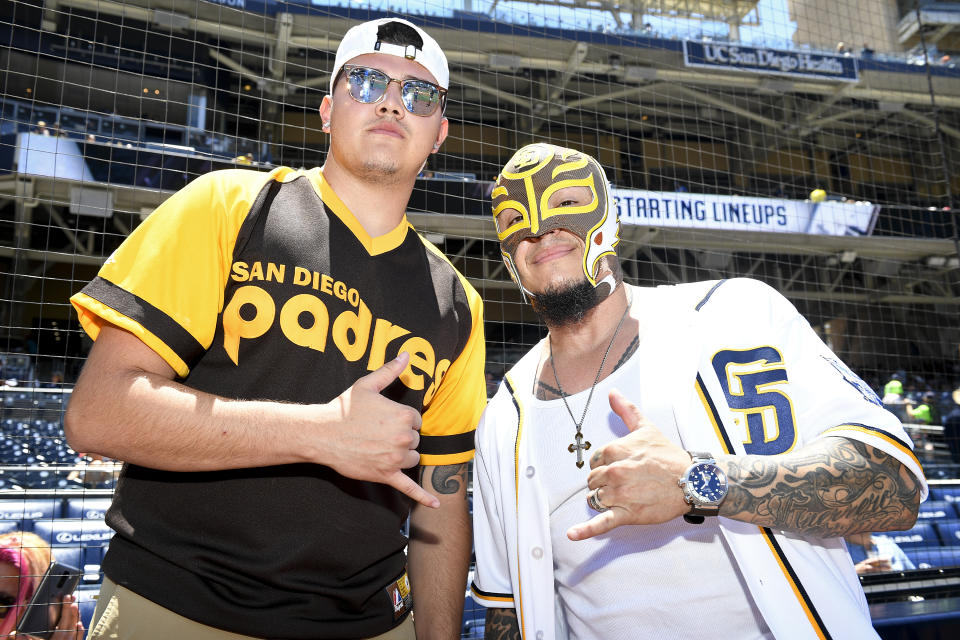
xmin=330 ymin=18 xmax=449 ymax=94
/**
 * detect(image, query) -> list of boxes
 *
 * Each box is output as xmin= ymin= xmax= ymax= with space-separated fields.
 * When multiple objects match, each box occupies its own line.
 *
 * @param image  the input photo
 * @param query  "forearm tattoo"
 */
xmin=485 ymin=608 xmax=521 ymax=640
xmin=721 ymin=437 xmax=921 ymax=537
xmin=422 ymin=463 xmax=468 ymax=495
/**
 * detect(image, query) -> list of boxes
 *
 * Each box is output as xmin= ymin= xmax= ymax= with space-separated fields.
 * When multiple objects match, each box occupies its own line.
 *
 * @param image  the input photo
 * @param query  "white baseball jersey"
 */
xmin=472 ymin=278 xmax=927 ymax=640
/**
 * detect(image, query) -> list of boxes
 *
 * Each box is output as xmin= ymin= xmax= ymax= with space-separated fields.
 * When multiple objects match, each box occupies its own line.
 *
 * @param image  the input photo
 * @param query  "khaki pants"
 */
xmin=89 ymin=577 xmax=416 ymax=640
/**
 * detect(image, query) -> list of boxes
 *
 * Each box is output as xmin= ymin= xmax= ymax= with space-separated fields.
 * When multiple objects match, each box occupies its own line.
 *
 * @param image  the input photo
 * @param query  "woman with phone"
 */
xmin=0 ymin=532 xmax=84 ymax=639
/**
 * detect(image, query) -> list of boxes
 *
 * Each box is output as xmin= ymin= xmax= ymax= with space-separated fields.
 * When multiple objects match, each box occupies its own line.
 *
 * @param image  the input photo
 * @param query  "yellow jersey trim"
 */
xmin=308 ymin=168 xmax=409 ymax=256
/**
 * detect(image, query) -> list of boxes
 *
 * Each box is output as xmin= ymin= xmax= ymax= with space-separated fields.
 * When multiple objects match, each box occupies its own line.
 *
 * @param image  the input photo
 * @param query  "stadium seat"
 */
xmin=0 ymin=498 xmax=62 ymax=530
xmin=916 ymin=500 xmax=958 ymax=520
xmin=32 ymin=520 xmax=114 ymax=561
xmin=76 ymin=585 xmax=100 ymax=630
xmin=935 ymin=521 xmax=960 ymax=546
xmin=54 ymin=546 xmax=83 ymax=569
xmin=931 ymin=486 xmax=960 ymax=504
xmin=64 ymin=497 xmax=113 ymax=520
xmin=461 ymin=594 xmax=485 ymax=639
xmin=905 ymin=546 xmax=960 ymax=569
xmin=0 ymin=521 xmax=19 ymax=535
xmin=886 ymin=523 xmax=940 ymax=548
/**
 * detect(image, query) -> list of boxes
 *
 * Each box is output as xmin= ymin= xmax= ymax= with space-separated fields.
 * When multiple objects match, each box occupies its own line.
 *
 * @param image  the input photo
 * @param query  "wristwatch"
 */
xmin=678 ymin=451 xmax=728 ymax=524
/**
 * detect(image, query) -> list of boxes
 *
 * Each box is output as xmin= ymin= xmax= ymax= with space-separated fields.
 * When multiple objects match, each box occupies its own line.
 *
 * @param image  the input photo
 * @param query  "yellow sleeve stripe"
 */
xmin=821 ymin=423 xmax=921 ymax=468
xmin=470 ymin=583 xmax=515 ymax=604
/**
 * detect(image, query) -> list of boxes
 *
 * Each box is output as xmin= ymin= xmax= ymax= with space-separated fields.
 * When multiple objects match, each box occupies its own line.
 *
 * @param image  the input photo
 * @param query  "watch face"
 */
xmin=689 ymin=463 xmax=728 ymax=503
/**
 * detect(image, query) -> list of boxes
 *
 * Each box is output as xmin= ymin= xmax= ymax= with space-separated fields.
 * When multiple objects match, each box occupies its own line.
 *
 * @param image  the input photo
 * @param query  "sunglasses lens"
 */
xmin=347 ymin=67 xmax=389 ymax=104
xmin=401 ymin=81 xmax=442 ymax=116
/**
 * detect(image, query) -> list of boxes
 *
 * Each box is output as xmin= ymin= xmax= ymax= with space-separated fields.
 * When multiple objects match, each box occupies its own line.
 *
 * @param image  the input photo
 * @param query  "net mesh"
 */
xmin=1 ymin=0 xmax=959 ymax=634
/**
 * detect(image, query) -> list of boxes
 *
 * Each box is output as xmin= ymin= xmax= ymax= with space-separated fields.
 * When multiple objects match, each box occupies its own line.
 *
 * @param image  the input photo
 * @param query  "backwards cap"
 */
xmin=330 ymin=18 xmax=449 ymax=94
xmin=492 ymin=143 xmax=621 ymax=302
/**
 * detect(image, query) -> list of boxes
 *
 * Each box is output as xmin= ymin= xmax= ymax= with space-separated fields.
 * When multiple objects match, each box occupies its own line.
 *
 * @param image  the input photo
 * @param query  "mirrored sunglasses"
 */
xmin=342 ymin=65 xmax=447 ymax=117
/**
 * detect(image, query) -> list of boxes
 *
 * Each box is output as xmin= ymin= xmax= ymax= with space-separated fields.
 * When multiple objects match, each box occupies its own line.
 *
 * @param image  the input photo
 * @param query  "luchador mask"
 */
xmin=492 ymin=143 xmax=621 ymax=301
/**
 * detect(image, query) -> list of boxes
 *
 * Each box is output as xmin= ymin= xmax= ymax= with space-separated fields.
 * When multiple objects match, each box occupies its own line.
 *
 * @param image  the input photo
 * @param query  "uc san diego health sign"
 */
xmin=683 ymin=41 xmax=859 ymax=82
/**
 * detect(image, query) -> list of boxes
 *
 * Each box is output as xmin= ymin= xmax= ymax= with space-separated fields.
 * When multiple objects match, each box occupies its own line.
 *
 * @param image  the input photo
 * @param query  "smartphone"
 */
xmin=15 ymin=561 xmax=82 ymax=639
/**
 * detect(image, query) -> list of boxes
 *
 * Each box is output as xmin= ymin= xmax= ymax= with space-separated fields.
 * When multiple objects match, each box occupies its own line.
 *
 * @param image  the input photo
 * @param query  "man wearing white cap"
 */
xmin=68 ymin=17 xmax=485 ymax=640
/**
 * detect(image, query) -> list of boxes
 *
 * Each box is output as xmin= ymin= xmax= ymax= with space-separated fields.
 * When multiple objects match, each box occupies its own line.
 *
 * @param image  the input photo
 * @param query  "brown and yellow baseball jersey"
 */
xmin=70 ymin=166 xmax=486 ymax=638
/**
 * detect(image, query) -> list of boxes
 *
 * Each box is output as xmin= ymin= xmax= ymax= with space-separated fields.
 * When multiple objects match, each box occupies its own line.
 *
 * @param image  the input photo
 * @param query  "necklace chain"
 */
xmin=550 ymin=295 xmax=631 ymax=467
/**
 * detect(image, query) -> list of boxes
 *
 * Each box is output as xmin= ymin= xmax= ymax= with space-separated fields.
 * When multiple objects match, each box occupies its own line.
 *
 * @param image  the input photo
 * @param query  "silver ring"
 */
xmin=587 ymin=488 xmax=609 ymax=512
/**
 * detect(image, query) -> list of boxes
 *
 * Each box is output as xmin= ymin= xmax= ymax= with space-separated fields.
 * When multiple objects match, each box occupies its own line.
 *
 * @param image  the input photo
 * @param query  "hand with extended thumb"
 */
xmin=567 ymin=389 xmax=691 ymax=540
xmin=320 ymin=352 xmax=438 ymax=508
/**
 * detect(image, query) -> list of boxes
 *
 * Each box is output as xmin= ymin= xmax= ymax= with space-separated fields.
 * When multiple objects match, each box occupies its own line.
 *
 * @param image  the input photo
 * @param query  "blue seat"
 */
xmin=54 ymin=546 xmax=83 ymax=569
xmin=886 ymin=523 xmax=940 ymax=548
xmin=0 ymin=498 xmax=62 ymax=530
xmin=917 ymin=500 xmax=958 ymax=520
xmin=32 ymin=520 xmax=114 ymax=556
xmin=56 ymin=543 xmax=106 ymax=584
xmin=76 ymin=586 xmax=100 ymax=630
xmin=905 ymin=546 xmax=960 ymax=569
xmin=64 ymin=498 xmax=113 ymax=520
xmin=935 ymin=521 xmax=960 ymax=546
xmin=0 ymin=520 xmax=19 ymax=535
xmin=461 ymin=594 xmax=485 ymax=639
xmin=931 ymin=486 xmax=960 ymax=504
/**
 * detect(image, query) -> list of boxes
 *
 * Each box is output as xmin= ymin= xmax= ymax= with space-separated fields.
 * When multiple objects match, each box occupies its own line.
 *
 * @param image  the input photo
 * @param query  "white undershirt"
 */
xmin=528 ymin=295 xmax=773 ymax=639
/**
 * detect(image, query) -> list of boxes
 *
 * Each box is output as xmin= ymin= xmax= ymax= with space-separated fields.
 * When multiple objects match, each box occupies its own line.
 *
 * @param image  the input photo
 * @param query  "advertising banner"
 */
xmin=612 ymin=188 xmax=879 ymax=236
xmin=683 ymin=41 xmax=859 ymax=82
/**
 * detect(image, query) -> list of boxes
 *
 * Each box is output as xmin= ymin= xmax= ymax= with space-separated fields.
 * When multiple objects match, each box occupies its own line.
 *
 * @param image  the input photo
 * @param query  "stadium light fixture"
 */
xmin=623 ymin=66 xmax=658 ymax=82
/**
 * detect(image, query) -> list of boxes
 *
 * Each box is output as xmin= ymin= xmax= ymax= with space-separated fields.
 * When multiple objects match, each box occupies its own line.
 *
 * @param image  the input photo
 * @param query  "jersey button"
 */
xmin=536 ymin=632 xmax=544 ymax=640
xmin=525 ymin=466 xmax=535 ymax=478
xmin=531 ymin=546 xmax=543 ymax=559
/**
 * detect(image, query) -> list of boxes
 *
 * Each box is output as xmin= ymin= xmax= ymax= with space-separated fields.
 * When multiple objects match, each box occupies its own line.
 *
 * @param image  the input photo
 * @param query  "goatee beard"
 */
xmin=531 ymin=279 xmax=600 ymax=327
xmin=358 ymin=159 xmax=403 ymax=184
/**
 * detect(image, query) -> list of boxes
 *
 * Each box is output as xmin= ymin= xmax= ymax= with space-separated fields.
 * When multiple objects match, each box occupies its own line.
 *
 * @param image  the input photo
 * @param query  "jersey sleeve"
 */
xmin=418 ymin=265 xmax=487 ymax=466
xmin=70 ymin=169 xmax=278 ymax=377
xmin=708 ymin=278 xmax=927 ymax=499
xmin=470 ymin=400 xmax=517 ymax=609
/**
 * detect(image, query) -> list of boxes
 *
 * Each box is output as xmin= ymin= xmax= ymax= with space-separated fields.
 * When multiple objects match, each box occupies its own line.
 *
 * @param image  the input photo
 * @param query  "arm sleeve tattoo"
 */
xmin=485 ymin=608 xmax=521 ymax=640
xmin=720 ymin=436 xmax=921 ymax=537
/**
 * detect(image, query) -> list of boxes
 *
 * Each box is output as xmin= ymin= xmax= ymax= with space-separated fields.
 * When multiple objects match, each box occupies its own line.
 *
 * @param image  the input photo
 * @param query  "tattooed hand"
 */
xmin=567 ymin=389 xmax=693 ymax=541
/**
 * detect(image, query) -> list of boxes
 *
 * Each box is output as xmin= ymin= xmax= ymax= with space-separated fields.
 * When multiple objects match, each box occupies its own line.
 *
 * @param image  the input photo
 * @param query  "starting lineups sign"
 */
xmin=683 ymin=41 xmax=859 ymax=83
xmin=611 ymin=188 xmax=879 ymax=237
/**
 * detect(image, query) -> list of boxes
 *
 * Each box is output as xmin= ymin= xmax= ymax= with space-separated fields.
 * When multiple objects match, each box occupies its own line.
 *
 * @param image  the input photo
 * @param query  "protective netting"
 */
xmin=0 ymin=0 xmax=958 ymax=634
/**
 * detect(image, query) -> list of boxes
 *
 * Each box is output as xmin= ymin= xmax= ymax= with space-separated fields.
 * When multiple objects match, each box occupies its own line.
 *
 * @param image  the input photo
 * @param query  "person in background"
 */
xmin=943 ymin=387 xmax=960 ymax=465
xmin=845 ymin=532 xmax=915 ymax=574
xmin=906 ymin=391 xmax=937 ymax=425
xmin=0 ymin=531 xmax=83 ymax=639
xmin=882 ymin=376 xmax=908 ymax=421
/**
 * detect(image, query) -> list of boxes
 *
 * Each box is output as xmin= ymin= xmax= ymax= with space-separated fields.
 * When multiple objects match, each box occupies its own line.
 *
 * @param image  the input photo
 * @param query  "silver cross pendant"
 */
xmin=568 ymin=432 xmax=592 ymax=468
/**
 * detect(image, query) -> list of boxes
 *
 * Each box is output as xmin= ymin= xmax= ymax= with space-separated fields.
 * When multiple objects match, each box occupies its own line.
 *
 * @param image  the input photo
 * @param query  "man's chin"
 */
xmin=530 ymin=279 xmax=599 ymax=327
